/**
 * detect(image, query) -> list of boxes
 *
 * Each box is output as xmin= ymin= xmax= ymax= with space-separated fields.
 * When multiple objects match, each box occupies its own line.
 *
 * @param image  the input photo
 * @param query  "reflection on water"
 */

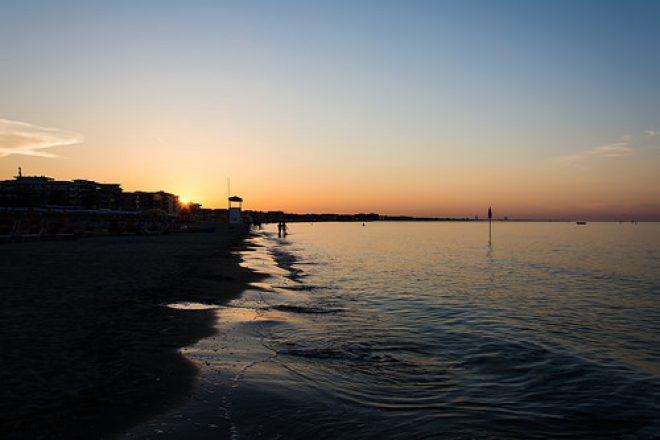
xmin=134 ymin=222 xmax=660 ymax=439
xmin=165 ymin=302 xmax=220 ymax=310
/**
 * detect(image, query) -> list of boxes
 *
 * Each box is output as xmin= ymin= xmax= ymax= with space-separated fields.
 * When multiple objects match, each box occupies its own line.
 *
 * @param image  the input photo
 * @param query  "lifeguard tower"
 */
xmin=228 ymin=195 xmax=243 ymax=225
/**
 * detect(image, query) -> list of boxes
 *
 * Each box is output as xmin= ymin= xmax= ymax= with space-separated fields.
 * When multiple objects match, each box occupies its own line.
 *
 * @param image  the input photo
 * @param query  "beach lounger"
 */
xmin=13 ymin=220 xmax=44 ymax=241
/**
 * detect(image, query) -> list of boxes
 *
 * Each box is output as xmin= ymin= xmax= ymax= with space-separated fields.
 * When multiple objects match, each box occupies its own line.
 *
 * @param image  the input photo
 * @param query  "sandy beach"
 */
xmin=0 ymin=225 xmax=260 ymax=439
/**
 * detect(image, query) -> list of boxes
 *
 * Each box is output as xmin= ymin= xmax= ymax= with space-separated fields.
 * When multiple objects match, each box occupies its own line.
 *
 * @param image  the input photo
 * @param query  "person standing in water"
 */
xmin=278 ymin=221 xmax=288 ymax=237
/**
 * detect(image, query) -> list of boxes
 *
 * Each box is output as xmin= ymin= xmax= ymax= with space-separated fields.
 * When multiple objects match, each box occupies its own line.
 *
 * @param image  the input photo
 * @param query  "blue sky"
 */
xmin=1 ymin=1 xmax=659 ymax=219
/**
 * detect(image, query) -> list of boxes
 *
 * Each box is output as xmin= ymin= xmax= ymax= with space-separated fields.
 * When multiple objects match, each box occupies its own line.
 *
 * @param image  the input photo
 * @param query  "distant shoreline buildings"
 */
xmin=0 ymin=168 xmax=181 ymax=214
xmin=3 ymin=170 xmax=609 ymax=224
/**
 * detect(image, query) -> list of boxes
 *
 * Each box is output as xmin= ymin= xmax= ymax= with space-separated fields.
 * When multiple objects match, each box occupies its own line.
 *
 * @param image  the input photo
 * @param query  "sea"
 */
xmin=131 ymin=221 xmax=660 ymax=440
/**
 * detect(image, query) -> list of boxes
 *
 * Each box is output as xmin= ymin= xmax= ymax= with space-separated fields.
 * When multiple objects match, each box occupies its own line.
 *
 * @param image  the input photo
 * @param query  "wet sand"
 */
xmin=0 ymin=224 xmax=261 ymax=439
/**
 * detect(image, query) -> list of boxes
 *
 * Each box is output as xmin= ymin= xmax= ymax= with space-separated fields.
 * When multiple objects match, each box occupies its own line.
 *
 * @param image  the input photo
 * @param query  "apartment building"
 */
xmin=0 ymin=171 xmax=179 ymax=214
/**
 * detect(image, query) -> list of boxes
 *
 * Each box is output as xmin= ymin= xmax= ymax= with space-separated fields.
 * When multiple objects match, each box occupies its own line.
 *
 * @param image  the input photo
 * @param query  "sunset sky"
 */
xmin=1 ymin=0 xmax=659 ymax=220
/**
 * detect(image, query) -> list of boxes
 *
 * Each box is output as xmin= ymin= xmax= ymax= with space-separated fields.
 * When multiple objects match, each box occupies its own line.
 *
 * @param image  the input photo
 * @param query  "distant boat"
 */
xmin=576 ymin=221 xmax=587 ymax=225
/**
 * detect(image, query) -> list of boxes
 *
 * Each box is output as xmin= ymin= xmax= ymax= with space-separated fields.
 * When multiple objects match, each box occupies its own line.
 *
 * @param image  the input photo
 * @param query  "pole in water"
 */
xmin=488 ymin=206 xmax=492 ymax=246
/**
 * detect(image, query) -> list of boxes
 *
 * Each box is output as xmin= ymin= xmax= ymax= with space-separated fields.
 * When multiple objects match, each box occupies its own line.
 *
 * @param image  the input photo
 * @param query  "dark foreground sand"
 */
xmin=0 ymin=225 xmax=261 ymax=439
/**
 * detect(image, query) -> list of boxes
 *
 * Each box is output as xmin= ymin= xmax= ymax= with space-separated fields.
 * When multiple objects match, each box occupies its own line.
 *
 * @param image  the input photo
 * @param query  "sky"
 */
xmin=1 ymin=0 xmax=659 ymax=220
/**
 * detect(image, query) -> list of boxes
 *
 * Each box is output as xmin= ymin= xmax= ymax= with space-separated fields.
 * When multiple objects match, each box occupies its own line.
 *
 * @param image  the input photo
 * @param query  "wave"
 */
xmin=277 ymin=342 xmax=400 ymax=365
xmin=270 ymin=304 xmax=345 ymax=314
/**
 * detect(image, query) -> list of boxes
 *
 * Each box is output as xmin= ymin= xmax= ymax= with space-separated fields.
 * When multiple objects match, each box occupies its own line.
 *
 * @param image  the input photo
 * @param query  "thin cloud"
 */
xmin=0 ymin=119 xmax=83 ymax=158
xmin=557 ymin=140 xmax=634 ymax=166
xmin=647 ymin=130 xmax=657 ymax=137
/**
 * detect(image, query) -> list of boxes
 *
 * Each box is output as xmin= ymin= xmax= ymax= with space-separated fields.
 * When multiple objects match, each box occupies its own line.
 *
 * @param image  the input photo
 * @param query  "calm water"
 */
xmin=135 ymin=222 xmax=660 ymax=439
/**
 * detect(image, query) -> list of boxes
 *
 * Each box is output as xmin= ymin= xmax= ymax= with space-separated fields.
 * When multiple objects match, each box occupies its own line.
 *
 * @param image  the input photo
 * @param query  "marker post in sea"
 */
xmin=488 ymin=206 xmax=492 ymax=247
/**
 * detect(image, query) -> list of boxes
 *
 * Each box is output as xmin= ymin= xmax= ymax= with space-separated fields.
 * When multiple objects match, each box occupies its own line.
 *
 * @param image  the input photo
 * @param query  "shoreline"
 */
xmin=0 ymin=225 xmax=263 ymax=439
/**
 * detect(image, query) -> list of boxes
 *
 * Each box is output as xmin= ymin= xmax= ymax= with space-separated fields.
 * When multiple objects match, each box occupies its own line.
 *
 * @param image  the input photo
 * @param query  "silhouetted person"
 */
xmin=278 ymin=221 xmax=287 ymax=237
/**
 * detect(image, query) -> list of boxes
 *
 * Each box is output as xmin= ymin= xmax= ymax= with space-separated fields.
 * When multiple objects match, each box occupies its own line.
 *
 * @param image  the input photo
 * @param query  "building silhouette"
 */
xmin=0 ymin=170 xmax=180 ymax=214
